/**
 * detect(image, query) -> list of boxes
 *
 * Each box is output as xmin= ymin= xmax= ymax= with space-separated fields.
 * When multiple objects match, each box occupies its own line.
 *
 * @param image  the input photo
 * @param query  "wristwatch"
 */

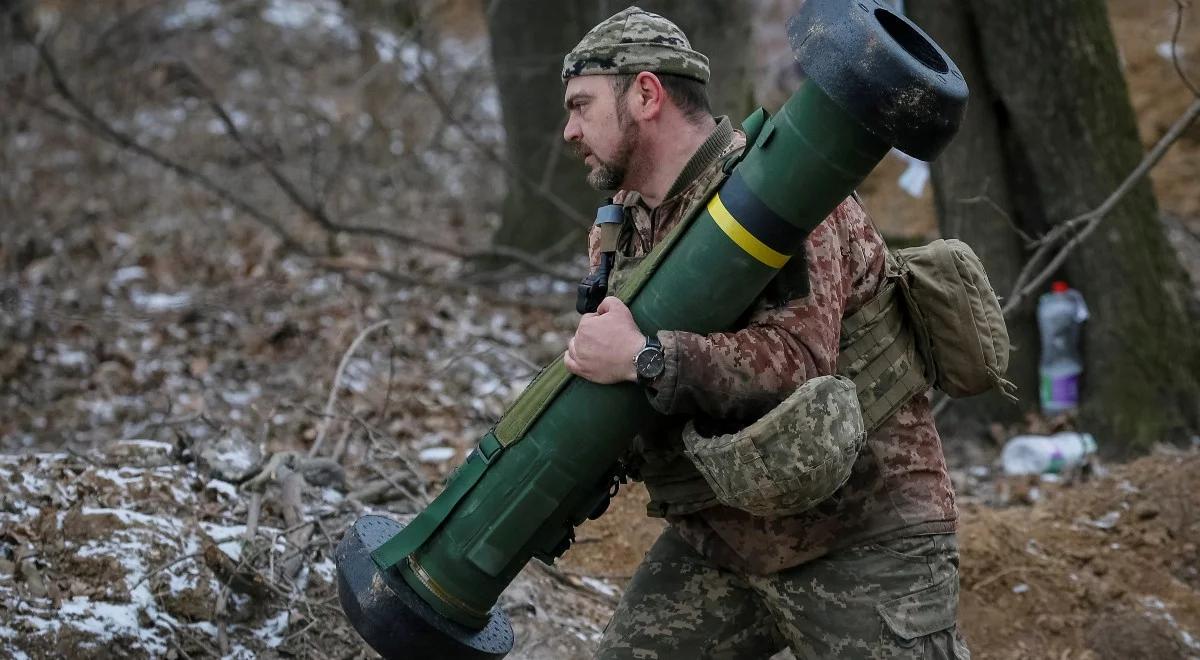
xmin=633 ymin=335 xmax=665 ymax=387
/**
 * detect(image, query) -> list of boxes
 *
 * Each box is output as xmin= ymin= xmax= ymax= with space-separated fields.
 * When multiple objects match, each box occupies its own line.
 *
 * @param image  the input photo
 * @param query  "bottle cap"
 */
xmin=1051 ymin=281 xmax=1069 ymax=293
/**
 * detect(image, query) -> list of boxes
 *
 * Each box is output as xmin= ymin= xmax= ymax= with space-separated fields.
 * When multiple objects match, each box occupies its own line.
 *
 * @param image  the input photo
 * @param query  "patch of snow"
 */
xmin=130 ymin=290 xmax=192 ymax=312
xmin=262 ymin=0 xmax=353 ymax=43
xmin=163 ymin=0 xmax=221 ymax=30
xmin=205 ymin=479 xmax=239 ymax=500
xmin=110 ymin=265 xmax=147 ymax=286
xmin=254 ymin=609 xmax=291 ymax=649
xmin=1157 ymin=41 xmax=1186 ymax=60
xmin=58 ymin=597 xmax=167 ymax=653
xmin=310 ymin=557 xmax=337 ymax=585
xmin=221 ymin=383 xmax=262 ymax=406
xmin=77 ymin=507 xmax=185 ymax=538
xmin=1089 ymin=510 xmax=1121 ymax=530
xmin=419 ymin=447 xmax=456 ymax=463
xmin=55 ymin=345 xmax=90 ymax=368
xmin=580 ymin=577 xmax=617 ymax=598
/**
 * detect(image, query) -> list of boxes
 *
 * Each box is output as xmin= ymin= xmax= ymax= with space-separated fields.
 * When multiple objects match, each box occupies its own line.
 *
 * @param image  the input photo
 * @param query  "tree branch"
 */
xmin=18 ymin=34 xmax=576 ymax=310
xmin=22 ymin=29 xmax=311 ymax=256
xmin=1005 ymin=97 xmax=1200 ymax=315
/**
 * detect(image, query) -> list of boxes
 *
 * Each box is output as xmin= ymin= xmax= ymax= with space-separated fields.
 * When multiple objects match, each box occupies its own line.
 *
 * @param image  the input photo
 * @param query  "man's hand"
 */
xmin=564 ymin=296 xmax=646 ymax=384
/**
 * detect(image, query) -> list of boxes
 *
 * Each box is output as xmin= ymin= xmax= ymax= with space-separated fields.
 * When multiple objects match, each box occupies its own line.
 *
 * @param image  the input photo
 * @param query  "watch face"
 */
xmin=636 ymin=347 xmax=665 ymax=379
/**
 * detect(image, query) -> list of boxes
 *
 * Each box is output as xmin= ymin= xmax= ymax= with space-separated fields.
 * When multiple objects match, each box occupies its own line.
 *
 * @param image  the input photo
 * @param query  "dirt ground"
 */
xmin=560 ymin=449 xmax=1200 ymax=660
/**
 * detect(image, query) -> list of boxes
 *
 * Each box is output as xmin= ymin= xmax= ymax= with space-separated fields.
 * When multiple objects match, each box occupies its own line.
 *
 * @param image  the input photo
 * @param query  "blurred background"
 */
xmin=1 ymin=1 xmax=1198 ymax=658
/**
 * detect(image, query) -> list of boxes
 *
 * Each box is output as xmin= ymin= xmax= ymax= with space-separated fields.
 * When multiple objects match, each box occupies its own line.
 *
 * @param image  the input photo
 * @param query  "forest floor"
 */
xmin=2 ymin=0 xmax=1199 ymax=658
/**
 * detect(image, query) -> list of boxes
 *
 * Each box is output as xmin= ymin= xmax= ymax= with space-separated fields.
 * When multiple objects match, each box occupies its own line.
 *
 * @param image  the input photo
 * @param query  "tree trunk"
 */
xmin=485 ymin=1 xmax=753 ymax=260
xmin=485 ymin=0 xmax=599 ymax=262
xmin=905 ymin=0 xmax=1040 ymax=432
xmin=913 ymin=0 xmax=1200 ymax=452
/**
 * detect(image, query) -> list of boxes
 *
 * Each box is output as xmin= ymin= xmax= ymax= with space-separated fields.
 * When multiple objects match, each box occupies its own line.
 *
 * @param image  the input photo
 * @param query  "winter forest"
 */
xmin=2 ymin=0 xmax=1199 ymax=658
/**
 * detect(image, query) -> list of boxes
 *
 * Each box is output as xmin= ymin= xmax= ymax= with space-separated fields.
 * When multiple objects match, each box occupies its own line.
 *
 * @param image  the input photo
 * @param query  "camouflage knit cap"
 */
xmin=561 ymin=6 xmax=710 ymax=84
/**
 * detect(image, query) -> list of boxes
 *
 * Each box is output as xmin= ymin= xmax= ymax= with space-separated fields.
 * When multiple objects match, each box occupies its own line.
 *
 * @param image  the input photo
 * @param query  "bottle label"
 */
xmin=1040 ymin=373 xmax=1080 ymax=411
xmin=1047 ymin=449 xmax=1065 ymax=474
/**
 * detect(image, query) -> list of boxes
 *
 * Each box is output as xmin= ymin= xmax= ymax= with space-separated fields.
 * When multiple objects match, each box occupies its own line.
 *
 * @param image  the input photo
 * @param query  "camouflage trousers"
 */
xmin=595 ymin=528 xmax=970 ymax=660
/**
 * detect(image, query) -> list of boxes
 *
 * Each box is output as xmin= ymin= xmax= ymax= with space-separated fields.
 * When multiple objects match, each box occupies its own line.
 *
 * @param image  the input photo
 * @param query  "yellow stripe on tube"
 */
xmin=706 ymin=194 xmax=791 ymax=268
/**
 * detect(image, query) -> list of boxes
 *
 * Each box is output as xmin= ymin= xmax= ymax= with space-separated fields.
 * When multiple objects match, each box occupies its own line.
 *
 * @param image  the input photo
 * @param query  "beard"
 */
xmin=575 ymin=121 xmax=639 ymax=191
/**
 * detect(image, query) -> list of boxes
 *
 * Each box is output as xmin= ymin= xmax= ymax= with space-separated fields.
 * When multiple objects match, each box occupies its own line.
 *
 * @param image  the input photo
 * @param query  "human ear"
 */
xmin=632 ymin=71 xmax=664 ymax=119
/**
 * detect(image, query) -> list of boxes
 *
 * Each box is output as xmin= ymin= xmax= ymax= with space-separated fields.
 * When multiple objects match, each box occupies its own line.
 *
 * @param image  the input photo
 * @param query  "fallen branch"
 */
xmin=201 ymin=537 xmax=273 ymax=602
xmin=309 ymin=319 xmax=394 ymax=458
xmin=278 ymin=467 xmax=313 ymax=581
xmin=128 ymin=551 xmax=207 ymax=592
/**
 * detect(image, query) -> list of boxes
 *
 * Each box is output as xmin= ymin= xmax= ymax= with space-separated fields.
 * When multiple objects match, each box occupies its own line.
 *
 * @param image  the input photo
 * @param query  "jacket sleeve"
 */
xmin=645 ymin=197 xmax=888 ymax=421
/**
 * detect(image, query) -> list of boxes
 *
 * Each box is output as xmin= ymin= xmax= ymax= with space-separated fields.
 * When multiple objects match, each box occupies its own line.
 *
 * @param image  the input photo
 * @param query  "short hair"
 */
xmin=611 ymin=73 xmax=712 ymax=122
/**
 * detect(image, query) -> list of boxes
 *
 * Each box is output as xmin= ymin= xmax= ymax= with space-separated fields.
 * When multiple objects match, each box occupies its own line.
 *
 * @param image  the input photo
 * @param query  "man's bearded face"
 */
xmin=563 ymin=76 xmax=641 ymax=192
xmin=575 ymin=103 xmax=638 ymax=191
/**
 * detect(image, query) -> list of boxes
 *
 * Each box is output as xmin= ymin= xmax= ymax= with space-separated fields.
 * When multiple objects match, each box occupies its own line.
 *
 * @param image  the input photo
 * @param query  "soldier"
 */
xmin=561 ymin=7 xmax=971 ymax=660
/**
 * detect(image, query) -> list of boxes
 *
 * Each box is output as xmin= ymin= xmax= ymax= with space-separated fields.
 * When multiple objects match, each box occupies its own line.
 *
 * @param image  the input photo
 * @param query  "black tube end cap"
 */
xmin=788 ymin=0 xmax=968 ymax=161
xmin=335 ymin=515 xmax=514 ymax=659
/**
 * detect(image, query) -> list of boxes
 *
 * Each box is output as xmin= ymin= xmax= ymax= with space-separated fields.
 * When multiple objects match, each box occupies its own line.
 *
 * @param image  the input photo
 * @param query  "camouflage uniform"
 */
xmin=567 ymin=7 xmax=969 ymax=659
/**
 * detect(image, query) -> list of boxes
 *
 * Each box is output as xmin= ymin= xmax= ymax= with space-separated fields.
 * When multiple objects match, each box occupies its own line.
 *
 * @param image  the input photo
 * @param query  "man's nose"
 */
xmin=563 ymin=114 xmax=581 ymax=143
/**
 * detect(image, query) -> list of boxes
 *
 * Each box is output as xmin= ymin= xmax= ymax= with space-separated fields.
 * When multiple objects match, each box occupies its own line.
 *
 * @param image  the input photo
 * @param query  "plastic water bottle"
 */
xmin=1001 ymin=432 xmax=1098 ymax=475
xmin=1037 ymin=281 xmax=1088 ymax=414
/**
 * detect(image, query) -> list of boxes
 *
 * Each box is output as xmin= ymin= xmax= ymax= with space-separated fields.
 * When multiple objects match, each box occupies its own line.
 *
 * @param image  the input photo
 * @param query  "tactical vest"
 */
xmin=609 ymin=158 xmax=932 ymax=518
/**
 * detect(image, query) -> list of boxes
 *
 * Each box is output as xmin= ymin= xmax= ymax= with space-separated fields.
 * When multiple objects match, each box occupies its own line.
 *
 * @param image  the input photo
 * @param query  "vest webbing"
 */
xmin=835 ymin=279 xmax=931 ymax=433
xmin=641 ymin=262 xmax=931 ymax=515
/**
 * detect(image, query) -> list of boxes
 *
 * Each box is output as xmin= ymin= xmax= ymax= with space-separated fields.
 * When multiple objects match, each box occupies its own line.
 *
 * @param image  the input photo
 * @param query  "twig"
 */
xmin=412 ymin=52 xmax=591 ymax=230
xmin=127 ymin=551 xmax=206 ymax=592
xmin=278 ymin=468 xmax=313 ymax=581
xmin=202 ymin=538 xmax=273 ymax=602
xmin=244 ymin=492 xmax=263 ymax=543
xmin=1171 ymin=0 xmax=1199 ymax=97
xmin=530 ymin=562 xmax=619 ymax=607
xmin=330 ymin=424 xmax=355 ymax=465
xmin=971 ymin=566 xmax=1049 ymax=592
xmin=958 ymin=191 xmax=1033 ymax=244
xmin=309 ymin=319 xmax=393 ymax=458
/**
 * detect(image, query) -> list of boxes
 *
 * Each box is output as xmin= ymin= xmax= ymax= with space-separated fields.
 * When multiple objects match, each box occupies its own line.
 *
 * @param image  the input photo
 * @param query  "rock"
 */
xmin=1134 ymin=502 xmax=1160 ymax=521
xmin=197 ymin=428 xmax=263 ymax=483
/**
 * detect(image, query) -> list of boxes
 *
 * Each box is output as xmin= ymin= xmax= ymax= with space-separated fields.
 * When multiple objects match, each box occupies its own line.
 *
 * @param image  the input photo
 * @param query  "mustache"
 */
xmin=570 ymin=142 xmax=592 ymax=161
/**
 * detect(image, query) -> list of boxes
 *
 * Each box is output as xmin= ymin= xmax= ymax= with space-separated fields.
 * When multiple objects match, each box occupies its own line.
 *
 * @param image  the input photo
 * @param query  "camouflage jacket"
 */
xmin=586 ymin=118 xmax=958 ymax=575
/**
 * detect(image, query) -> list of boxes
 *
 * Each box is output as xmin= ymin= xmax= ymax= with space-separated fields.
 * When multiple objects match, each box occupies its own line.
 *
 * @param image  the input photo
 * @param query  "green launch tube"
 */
xmin=335 ymin=1 xmax=968 ymax=658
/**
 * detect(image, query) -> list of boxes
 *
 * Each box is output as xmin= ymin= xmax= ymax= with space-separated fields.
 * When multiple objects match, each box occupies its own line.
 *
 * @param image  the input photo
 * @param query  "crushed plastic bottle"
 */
xmin=1001 ymin=432 xmax=1097 ymax=476
xmin=1037 ymin=281 xmax=1088 ymax=414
